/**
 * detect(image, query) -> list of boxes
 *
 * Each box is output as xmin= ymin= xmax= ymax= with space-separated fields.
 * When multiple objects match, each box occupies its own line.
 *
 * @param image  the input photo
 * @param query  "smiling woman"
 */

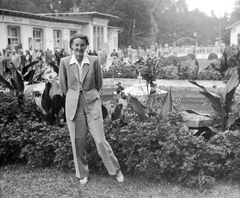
xmin=186 ymin=0 xmax=235 ymax=17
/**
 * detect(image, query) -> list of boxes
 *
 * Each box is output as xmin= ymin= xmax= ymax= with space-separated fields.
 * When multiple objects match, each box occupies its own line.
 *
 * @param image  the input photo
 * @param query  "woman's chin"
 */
xmin=75 ymin=52 xmax=83 ymax=57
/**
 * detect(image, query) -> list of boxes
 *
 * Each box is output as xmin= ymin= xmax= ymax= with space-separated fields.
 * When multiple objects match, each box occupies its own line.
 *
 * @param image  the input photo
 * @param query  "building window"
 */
xmin=238 ymin=34 xmax=240 ymax=46
xmin=33 ymin=28 xmax=43 ymax=50
xmin=54 ymin=30 xmax=62 ymax=49
xmin=7 ymin=26 xmax=20 ymax=51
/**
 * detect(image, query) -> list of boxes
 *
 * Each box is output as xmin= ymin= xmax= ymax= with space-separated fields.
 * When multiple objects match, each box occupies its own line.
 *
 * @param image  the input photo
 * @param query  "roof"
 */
xmin=37 ymin=11 xmax=119 ymax=20
xmin=226 ymin=20 xmax=240 ymax=30
xmin=0 ymin=9 xmax=88 ymax=25
xmin=108 ymin=26 xmax=124 ymax=32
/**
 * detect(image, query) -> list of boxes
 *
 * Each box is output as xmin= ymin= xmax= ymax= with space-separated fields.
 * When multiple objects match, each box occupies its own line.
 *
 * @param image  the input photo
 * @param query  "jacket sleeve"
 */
xmin=59 ymin=58 xmax=68 ymax=96
xmin=95 ymin=58 xmax=103 ymax=92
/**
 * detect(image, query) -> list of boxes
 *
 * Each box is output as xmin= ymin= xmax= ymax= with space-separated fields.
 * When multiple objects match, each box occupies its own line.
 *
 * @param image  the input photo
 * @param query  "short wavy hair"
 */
xmin=69 ymin=34 xmax=89 ymax=49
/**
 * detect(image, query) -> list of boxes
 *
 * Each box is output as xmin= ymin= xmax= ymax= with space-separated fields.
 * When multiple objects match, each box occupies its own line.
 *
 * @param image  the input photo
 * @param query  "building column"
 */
xmin=89 ymin=22 xmax=94 ymax=51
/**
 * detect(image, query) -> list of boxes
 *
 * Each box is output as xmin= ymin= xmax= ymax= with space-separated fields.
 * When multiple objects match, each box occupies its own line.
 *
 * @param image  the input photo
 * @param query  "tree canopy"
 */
xmin=0 ymin=0 xmax=235 ymax=48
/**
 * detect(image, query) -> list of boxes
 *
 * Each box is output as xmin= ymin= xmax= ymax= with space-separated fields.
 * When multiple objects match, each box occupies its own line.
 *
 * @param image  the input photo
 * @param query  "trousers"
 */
xmin=66 ymin=92 xmax=120 ymax=179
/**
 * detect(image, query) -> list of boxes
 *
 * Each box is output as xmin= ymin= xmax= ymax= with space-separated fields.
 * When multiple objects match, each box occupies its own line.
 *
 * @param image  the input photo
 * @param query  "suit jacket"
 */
xmin=59 ymin=54 xmax=103 ymax=120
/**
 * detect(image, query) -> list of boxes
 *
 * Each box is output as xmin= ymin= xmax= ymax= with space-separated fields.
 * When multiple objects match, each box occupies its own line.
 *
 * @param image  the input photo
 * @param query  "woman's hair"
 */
xmin=69 ymin=34 xmax=89 ymax=49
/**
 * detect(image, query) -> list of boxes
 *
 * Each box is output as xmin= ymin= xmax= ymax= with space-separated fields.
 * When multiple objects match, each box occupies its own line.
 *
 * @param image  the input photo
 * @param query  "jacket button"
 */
xmin=87 ymin=99 xmax=89 ymax=101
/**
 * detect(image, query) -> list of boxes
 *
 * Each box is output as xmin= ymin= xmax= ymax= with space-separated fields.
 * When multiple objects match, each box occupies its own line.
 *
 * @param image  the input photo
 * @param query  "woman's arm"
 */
xmin=59 ymin=58 xmax=68 ymax=96
xmin=95 ymin=58 xmax=103 ymax=92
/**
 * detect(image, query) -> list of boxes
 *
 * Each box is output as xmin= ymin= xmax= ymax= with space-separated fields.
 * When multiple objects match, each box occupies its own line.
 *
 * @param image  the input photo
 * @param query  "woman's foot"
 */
xmin=115 ymin=170 xmax=124 ymax=183
xmin=79 ymin=177 xmax=88 ymax=185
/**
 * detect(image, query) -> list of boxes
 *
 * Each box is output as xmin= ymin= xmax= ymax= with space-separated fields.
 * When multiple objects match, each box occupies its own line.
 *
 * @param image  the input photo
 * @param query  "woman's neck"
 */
xmin=76 ymin=55 xmax=83 ymax=63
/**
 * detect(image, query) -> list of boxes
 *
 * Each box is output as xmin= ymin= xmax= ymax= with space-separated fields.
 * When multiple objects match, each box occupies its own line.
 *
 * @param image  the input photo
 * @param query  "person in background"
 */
xmin=88 ymin=50 xmax=93 ymax=55
xmin=127 ymin=45 xmax=133 ymax=62
xmin=32 ymin=48 xmax=38 ymax=61
xmin=92 ymin=50 xmax=98 ymax=56
xmin=24 ymin=50 xmax=32 ymax=64
xmin=11 ymin=49 xmax=21 ymax=72
xmin=59 ymin=34 xmax=124 ymax=186
xmin=19 ymin=50 xmax=25 ymax=69
xmin=99 ymin=48 xmax=107 ymax=67
xmin=146 ymin=46 xmax=151 ymax=58
xmin=4 ymin=50 xmax=12 ymax=73
xmin=117 ymin=48 xmax=124 ymax=61
xmin=111 ymin=49 xmax=118 ymax=58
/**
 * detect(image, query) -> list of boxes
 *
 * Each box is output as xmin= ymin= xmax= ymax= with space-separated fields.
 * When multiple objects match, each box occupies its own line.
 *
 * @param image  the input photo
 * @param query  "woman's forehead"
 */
xmin=73 ymin=38 xmax=86 ymax=44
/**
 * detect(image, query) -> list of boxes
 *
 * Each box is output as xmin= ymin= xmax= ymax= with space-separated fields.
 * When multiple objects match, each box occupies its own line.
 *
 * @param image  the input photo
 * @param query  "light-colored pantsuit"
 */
xmin=59 ymin=54 xmax=120 ymax=179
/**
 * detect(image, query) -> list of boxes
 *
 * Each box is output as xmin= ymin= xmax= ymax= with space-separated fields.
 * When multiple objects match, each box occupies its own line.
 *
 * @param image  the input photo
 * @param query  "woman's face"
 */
xmin=71 ymin=38 xmax=87 ymax=58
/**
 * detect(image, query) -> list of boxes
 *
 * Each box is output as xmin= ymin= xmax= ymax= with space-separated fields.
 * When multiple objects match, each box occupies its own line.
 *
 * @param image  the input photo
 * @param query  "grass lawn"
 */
xmin=0 ymin=165 xmax=240 ymax=198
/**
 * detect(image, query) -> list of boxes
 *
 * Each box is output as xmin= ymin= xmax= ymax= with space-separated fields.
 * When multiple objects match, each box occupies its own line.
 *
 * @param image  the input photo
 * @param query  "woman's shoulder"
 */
xmin=88 ymin=55 xmax=99 ymax=62
xmin=61 ymin=55 xmax=72 ymax=63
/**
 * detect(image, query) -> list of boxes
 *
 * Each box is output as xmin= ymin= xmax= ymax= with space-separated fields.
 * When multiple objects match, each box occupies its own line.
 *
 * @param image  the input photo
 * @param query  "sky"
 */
xmin=186 ymin=0 xmax=236 ymax=17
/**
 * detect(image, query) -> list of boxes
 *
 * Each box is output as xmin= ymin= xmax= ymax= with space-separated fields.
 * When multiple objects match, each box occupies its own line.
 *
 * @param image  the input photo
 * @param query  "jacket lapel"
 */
xmin=81 ymin=63 xmax=90 ymax=83
xmin=70 ymin=63 xmax=80 ymax=82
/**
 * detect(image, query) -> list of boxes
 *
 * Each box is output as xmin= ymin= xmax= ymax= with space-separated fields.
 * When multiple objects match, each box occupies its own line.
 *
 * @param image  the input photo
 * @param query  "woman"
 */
xmin=59 ymin=34 xmax=124 ymax=185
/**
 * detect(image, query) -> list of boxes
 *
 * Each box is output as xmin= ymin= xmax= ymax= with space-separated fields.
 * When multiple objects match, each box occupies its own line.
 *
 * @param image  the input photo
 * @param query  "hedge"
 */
xmin=1 ymin=92 xmax=240 ymax=188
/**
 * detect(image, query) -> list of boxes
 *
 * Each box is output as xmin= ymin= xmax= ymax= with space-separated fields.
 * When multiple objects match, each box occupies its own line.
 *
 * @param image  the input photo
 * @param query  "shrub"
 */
xmin=103 ymin=64 xmax=138 ymax=78
xmin=161 ymin=55 xmax=180 ymax=66
xmin=198 ymin=69 xmax=222 ymax=80
xmin=187 ymin=53 xmax=196 ymax=60
xmin=208 ymin=53 xmax=218 ymax=60
xmin=1 ymin=82 xmax=240 ymax=189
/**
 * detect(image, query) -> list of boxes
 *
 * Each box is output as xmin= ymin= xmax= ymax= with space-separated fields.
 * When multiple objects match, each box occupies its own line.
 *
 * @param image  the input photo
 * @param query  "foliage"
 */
xmin=208 ymin=53 xmax=218 ymax=60
xmin=103 ymin=64 xmax=138 ymax=79
xmin=1 ymin=91 xmax=240 ymax=188
xmin=198 ymin=69 xmax=223 ymax=80
xmin=2 ymin=105 xmax=240 ymax=189
xmin=188 ymin=68 xmax=240 ymax=131
xmin=161 ymin=55 xmax=181 ymax=66
xmin=187 ymin=53 xmax=196 ymax=60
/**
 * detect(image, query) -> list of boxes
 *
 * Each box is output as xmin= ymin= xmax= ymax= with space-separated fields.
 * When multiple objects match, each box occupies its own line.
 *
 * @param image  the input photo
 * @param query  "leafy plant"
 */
xmin=208 ymin=53 xmax=218 ymax=60
xmin=188 ymin=68 xmax=240 ymax=131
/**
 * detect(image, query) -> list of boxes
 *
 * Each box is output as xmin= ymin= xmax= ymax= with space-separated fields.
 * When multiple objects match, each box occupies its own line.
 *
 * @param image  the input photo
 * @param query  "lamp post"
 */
xmin=193 ymin=32 xmax=198 ymax=47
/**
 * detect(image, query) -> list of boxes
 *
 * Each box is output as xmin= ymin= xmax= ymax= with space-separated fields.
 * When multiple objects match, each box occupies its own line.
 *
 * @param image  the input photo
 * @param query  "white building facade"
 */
xmin=226 ymin=20 xmax=240 ymax=46
xmin=0 ymin=9 xmax=121 ymax=55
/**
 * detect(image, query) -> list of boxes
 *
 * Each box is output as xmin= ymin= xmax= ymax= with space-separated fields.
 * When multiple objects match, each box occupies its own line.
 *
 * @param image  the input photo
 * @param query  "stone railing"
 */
xmin=171 ymin=46 xmax=224 ymax=59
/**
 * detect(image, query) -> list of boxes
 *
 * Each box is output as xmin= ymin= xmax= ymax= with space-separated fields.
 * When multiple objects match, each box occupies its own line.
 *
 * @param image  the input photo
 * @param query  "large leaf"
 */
xmin=185 ymin=110 xmax=211 ymax=117
xmin=159 ymin=87 xmax=172 ymax=119
xmin=188 ymin=80 xmax=209 ymax=92
xmin=9 ymin=62 xmax=24 ymax=96
xmin=24 ymin=83 xmax=41 ymax=97
xmin=189 ymin=80 xmax=225 ymax=119
xmin=112 ymin=104 xmax=122 ymax=120
xmin=128 ymin=94 xmax=148 ymax=119
xmin=220 ymin=51 xmax=228 ymax=72
xmin=221 ymin=70 xmax=240 ymax=107
xmin=49 ymin=79 xmax=62 ymax=99
xmin=22 ymin=60 xmax=39 ymax=76
xmin=0 ymin=74 xmax=14 ymax=91
xmin=199 ymin=90 xmax=226 ymax=121
xmin=227 ymin=112 xmax=240 ymax=128
xmin=189 ymin=80 xmax=227 ymax=130
xmin=41 ymin=82 xmax=52 ymax=113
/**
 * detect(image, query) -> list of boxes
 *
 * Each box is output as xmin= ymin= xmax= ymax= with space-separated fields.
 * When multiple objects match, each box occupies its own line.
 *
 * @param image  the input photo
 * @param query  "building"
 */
xmin=226 ymin=20 xmax=240 ymax=46
xmin=0 ymin=8 xmax=122 ymax=55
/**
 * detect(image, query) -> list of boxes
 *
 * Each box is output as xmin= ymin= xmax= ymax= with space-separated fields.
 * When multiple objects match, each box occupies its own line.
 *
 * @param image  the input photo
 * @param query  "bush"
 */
xmin=1 ymin=88 xmax=240 ymax=188
xmin=208 ymin=53 xmax=218 ymax=60
xmin=161 ymin=55 xmax=180 ymax=66
xmin=187 ymin=53 xmax=196 ymax=60
xmin=103 ymin=64 xmax=138 ymax=78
